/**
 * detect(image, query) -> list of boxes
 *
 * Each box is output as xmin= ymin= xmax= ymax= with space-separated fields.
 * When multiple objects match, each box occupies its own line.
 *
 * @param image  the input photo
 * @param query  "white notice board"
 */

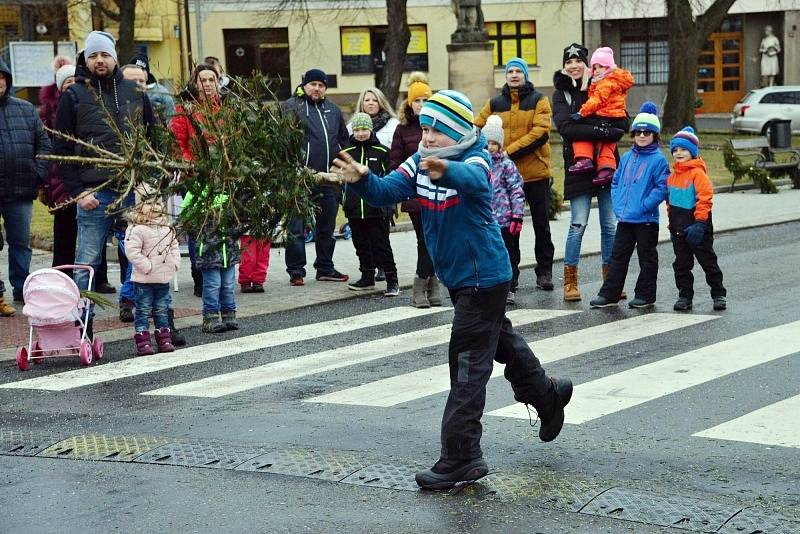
xmin=9 ymin=41 xmax=78 ymax=87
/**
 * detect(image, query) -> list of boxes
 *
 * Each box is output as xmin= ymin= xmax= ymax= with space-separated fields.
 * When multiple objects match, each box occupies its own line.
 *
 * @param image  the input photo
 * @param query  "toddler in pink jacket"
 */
xmin=125 ymin=192 xmax=181 ymax=356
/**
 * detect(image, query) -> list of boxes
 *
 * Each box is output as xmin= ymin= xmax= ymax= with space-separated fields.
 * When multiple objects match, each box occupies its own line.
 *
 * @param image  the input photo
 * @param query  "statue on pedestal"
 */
xmin=759 ymin=25 xmax=781 ymax=87
xmin=451 ymin=0 xmax=488 ymax=44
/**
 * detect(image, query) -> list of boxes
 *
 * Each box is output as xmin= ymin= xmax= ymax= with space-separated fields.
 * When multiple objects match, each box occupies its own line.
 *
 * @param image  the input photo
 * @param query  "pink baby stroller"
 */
xmin=16 ymin=265 xmax=104 ymax=371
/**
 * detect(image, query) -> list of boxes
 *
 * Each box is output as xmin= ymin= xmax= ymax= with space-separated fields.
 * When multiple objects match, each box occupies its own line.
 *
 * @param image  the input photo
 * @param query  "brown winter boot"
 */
xmin=602 ymin=264 xmax=626 ymax=300
xmin=412 ymin=277 xmax=430 ymax=308
xmin=563 ymin=266 xmax=581 ymax=302
xmin=0 ymin=295 xmax=15 ymax=317
xmin=427 ymin=276 xmax=442 ymax=307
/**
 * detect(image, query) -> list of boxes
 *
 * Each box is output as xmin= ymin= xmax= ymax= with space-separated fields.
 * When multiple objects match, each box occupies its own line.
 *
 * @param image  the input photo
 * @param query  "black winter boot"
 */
xmin=415 ymin=458 xmax=488 ymax=490
xmin=167 ymin=309 xmax=187 ymax=346
xmin=538 ymin=378 xmax=573 ymax=442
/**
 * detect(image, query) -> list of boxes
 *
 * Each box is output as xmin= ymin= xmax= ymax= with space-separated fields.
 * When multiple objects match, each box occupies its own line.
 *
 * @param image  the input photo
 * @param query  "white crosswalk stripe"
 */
xmin=693 ymin=393 xmax=800 ymax=449
xmin=141 ymin=309 xmax=574 ymax=398
xmin=307 ymin=313 xmax=716 ymax=407
xmin=0 ymin=307 xmax=448 ymax=392
xmin=488 ymin=320 xmax=800 ymax=424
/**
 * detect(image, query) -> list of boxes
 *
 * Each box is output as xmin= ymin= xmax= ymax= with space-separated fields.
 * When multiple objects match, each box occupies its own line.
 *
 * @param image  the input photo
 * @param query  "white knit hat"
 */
xmin=55 ymin=65 xmax=76 ymax=91
xmin=482 ymin=115 xmax=504 ymax=146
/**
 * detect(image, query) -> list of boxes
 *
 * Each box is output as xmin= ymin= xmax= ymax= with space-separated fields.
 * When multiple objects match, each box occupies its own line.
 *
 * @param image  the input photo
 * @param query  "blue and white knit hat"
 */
xmin=505 ymin=57 xmax=529 ymax=81
xmin=630 ymin=101 xmax=661 ymax=134
xmin=419 ymin=90 xmax=475 ymax=143
xmin=670 ymin=126 xmax=700 ymax=158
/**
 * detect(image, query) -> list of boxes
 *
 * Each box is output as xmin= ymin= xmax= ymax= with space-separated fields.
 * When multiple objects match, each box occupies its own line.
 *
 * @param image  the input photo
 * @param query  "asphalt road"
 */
xmin=1 ymin=222 xmax=799 ymax=533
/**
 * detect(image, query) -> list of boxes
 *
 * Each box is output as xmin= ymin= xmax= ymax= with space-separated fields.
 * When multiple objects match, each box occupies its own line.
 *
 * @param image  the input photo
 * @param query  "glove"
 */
xmin=570 ymin=112 xmax=583 ymax=121
xmin=508 ymin=219 xmax=523 ymax=236
xmin=684 ymin=222 xmax=707 ymax=247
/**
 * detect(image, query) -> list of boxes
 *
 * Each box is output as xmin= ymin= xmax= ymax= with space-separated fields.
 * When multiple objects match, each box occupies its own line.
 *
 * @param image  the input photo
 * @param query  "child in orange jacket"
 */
xmin=667 ymin=126 xmax=726 ymax=312
xmin=569 ymin=46 xmax=634 ymax=186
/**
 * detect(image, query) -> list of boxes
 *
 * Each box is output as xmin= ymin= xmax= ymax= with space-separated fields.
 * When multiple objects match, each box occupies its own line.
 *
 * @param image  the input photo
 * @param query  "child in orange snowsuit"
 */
xmin=569 ymin=46 xmax=634 ymax=185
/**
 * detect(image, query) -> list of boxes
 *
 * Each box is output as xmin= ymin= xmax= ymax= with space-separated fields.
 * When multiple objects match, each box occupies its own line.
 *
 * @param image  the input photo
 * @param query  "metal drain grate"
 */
xmin=134 ymin=441 xmax=267 ymax=469
xmin=0 ymin=429 xmax=64 ymax=457
xmin=235 ymin=447 xmax=366 ymax=481
xmin=719 ymin=508 xmax=800 ymax=534
xmin=579 ymin=487 xmax=740 ymax=532
xmin=38 ymin=434 xmax=171 ymax=462
xmin=478 ymin=471 xmax=605 ymax=511
xmin=340 ymin=463 xmax=421 ymax=491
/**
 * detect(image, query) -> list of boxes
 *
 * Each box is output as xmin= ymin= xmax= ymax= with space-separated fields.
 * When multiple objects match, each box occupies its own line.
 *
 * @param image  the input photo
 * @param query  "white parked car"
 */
xmin=731 ymin=86 xmax=800 ymax=134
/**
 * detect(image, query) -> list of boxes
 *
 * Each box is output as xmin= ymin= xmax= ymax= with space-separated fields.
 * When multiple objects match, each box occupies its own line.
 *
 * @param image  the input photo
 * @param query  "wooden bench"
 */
xmin=727 ymin=137 xmax=800 ymax=190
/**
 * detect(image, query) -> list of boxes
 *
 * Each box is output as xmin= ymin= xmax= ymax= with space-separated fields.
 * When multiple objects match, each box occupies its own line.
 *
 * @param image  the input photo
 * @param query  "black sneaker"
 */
xmin=375 ymin=268 xmax=386 ymax=282
xmin=95 ymin=281 xmax=117 ymax=294
xmin=539 ymin=378 xmax=573 ymax=442
xmin=348 ymin=277 xmax=375 ymax=291
xmin=673 ymin=297 xmax=693 ymax=311
xmin=713 ymin=296 xmax=727 ymax=311
xmin=415 ymin=458 xmax=489 ymax=490
xmin=590 ymin=295 xmax=618 ymax=308
xmin=506 ymin=291 xmax=516 ymax=305
xmin=384 ymin=282 xmax=400 ymax=297
xmin=536 ymin=272 xmax=554 ymax=291
xmin=193 ymin=284 xmax=203 ymax=297
xmin=317 ymin=270 xmax=349 ymax=282
xmin=628 ymin=298 xmax=655 ymax=309
xmin=119 ymin=303 xmax=134 ymax=323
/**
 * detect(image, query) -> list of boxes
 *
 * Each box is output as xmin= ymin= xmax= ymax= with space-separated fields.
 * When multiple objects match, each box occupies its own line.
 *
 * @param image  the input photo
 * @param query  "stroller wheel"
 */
xmin=92 ymin=336 xmax=104 ymax=361
xmin=32 ymin=341 xmax=44 ymax=365
xmin=79 ymin=341 xmax=93 ymax=367
xmin=16 ymin=347 xmax=29 ymax=371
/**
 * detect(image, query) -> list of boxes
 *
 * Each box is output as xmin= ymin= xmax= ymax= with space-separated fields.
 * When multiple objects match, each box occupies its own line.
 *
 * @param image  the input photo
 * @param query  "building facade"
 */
xmin=584 ymin=0 xmax=800 ymax=113
xmin=190 ymin=0 xmax=582 ymax=108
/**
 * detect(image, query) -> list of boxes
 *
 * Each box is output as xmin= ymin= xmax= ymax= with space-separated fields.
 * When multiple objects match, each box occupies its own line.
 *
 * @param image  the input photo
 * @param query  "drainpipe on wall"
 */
xmin=194 ymin=0 xmax=204 ymax=62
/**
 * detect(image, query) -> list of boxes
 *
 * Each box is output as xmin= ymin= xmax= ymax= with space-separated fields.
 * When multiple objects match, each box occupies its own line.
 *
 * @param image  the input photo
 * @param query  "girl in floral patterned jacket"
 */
xmin=482 ymin=115 xmax=525 ymax=304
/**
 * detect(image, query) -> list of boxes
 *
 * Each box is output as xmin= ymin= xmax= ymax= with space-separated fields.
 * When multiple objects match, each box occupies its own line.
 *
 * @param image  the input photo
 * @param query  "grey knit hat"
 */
xmin=84 ymin=31 xmax=117 ymax=62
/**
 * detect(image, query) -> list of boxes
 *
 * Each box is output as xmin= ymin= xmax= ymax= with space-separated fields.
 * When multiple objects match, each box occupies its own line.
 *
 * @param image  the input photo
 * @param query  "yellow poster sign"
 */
xmin=408 ymin=25 xmax=428 ymax=54
xmin=341 ymin=27 xmax=371 ymax=56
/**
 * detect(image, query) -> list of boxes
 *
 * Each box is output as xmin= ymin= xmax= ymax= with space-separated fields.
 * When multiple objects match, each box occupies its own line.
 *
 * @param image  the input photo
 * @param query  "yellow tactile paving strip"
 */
xmin=39 ymin=434 xmax=172 ymax=461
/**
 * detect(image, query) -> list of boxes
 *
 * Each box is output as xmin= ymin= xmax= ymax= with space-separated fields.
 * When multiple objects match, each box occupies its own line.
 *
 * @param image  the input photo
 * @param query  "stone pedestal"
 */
xmin=447 ymin=42 xmax=496 ymax=109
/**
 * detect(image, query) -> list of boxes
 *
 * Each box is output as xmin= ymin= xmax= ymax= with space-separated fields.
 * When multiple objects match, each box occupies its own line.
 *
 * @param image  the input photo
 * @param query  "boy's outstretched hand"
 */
xmin=420 ymin=157 xmax=448 ymax=180
xmin=332 ymin=151 xmax=369 ymax=184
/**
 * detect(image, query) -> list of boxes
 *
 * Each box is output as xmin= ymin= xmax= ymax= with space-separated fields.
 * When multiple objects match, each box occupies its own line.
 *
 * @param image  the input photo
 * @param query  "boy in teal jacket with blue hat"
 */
xmin=332 ymin=90 xmax=572 ymax=491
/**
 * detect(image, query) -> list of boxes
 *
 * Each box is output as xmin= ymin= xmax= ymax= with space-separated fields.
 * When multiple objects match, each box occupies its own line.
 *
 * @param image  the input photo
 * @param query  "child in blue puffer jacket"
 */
xmin=590 ymin=101 xmax=669 ymax=309
xmin=332 ymin=90 xmax=572 ymax=492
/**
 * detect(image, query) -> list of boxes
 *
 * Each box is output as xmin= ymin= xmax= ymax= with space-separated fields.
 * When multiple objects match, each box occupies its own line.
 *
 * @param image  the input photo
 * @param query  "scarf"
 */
xmin=417 ymin=126 xmax=480 ymax=160
xmin=591 ymin=65 xmax=616 ymax=85
xmin=371 ymin=110 xmax=390 ymax=133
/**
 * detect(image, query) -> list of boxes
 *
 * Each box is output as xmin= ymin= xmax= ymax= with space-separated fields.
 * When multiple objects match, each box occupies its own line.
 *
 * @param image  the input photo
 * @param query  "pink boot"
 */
xmin=568 ymin=158 xmax=595 ymax=175
xmin=134 ymin=331 xmax=156 ymax=356
xmin=154 ymin=327 xmax=175 ymax=353
xmin=593 ymin=167 xmax=615 ymax=186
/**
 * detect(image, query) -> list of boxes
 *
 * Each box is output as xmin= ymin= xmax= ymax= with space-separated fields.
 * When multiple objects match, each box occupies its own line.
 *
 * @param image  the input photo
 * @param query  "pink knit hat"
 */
xmin=590 ymin=47 xmax=616 ymax=69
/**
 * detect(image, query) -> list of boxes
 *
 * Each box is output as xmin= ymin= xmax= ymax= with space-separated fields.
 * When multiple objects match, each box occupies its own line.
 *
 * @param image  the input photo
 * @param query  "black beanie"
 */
xmin=562 ymin=43 xmax=589 ymax=66
xmin=129 ymin=52 xmax=156 ymax=84
xmin=302 ymin=68 xmax=327 ymax=87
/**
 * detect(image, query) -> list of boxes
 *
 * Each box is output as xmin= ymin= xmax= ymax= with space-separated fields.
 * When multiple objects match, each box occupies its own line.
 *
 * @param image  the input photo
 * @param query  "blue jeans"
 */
xmin=74 ymin=189 xmax=134 ymax=304
xmin=564 ymin=188 xmax=617 ymax=267
xmin=201 ymin=266 xmax=236 ymax=316
xmin=285 ymin=186 xmax=338 ymax=277
xmin=133 ymin=282 xmax=171 ymax=332
xmin=0 ymin=200 xmax=33 ymax=298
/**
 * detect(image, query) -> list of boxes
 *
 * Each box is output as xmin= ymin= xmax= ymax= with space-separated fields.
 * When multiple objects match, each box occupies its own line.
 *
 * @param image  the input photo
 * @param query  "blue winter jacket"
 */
xmin=611 ymin=143 xmax=669 ymax=224
xmin=350 ymin=134 xmax=512 ymax=290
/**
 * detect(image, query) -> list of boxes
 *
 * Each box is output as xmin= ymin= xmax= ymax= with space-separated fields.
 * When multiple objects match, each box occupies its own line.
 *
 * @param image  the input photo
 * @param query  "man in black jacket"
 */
xmin=53 ymin=31 xmax=155 ymax=324
xmin=281 ymin=68 xmax=349 ymax=286
xmin=0 ymin=60 xmax=51 ymax=313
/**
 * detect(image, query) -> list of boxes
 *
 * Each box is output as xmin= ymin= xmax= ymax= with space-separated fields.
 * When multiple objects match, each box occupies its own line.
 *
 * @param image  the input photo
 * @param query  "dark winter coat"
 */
xmin=37 ymin=83 xmax=72 ymax=208
xmin=281 ymin=93 xmax=348 ymax=175
xmin=53 ymin=64 xmax=156 ymax=197
xmin=389 ymin=106 xmax=423 ymax=213
xmin=195 ymin=228 xmax=241 ymax=270
xmin=0 ymin=60 xmax=52 ymax=202
xmin=552 ymin=70 xmax=629 ymax=200
xmin=341 ymin=133 xmax=391 ymax=220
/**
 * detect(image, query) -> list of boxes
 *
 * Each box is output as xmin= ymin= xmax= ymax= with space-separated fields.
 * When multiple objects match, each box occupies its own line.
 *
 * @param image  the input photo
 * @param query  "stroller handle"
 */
xmin=52 ymin=264 xmax=95 ymax=290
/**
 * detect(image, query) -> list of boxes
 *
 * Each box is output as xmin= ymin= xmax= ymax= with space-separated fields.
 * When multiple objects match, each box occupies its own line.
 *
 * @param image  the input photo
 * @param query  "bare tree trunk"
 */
xmin=662 ymin=0 xmax=737 ymax=132
xmin=114 ymin=0 xmax=136 ymax=65
xmin=379 ymin=0 xmax=410 ymax=106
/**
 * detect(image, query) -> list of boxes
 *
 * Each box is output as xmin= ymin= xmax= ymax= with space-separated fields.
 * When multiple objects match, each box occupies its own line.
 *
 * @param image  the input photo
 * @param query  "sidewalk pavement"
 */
xmin=2 ymin=186 xmax=799 ymax=359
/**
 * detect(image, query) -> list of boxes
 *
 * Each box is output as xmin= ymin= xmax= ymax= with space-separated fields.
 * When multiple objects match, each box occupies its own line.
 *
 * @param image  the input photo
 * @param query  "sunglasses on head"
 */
xmin=633 ymin=130 xmax=653 ymax=137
